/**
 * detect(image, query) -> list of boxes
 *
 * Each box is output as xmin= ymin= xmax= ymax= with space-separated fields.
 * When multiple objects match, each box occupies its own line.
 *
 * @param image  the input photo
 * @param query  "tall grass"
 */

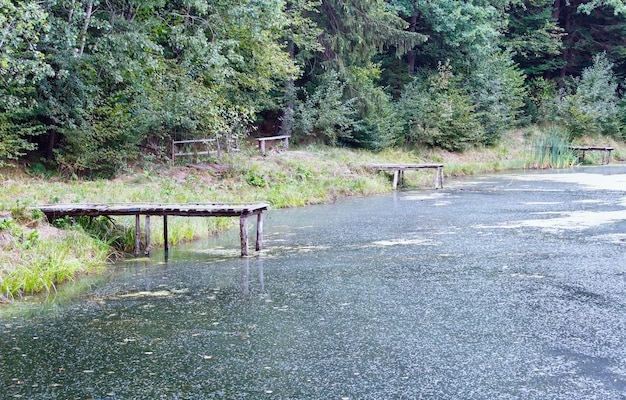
xmin=524 ymin=127 xmax=577 ymax=169
xmin=1 ymin=230 xmax=109 ymax=299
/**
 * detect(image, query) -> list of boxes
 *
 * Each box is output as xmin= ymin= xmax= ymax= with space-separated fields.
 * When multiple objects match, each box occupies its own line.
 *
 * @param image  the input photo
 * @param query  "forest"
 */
xmin=2 ymin=0 xmax=626 ymax=177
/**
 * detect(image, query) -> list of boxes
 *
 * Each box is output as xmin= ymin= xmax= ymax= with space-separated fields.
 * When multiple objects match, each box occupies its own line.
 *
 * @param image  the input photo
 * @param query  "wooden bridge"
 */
xmin=368 ymin=163 xmax=444 ymax=190
xmin=37 ymin=203 xmax=269 ymax=257
xmin=568 ymin=146 xmax=614 ymax=165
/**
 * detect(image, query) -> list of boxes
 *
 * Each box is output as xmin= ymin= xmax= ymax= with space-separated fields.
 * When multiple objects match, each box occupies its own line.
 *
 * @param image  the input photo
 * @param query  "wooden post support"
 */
xmin=240 ymin=215 xmax=249 ymax=256
xmin=392 ymin=170 xmax=399 ymax=190
xmin=163 ymin=215 xmax=169 ymax=255
xmin=144 ymin=216 xmax=151 ymax=256
xmin=439 ymin=167 xmax=443 ymax=189
xmin=135 ymin=215 xmax=141 ymax=257
xmin=259 ymin=140 xmax=266 ymax=155
xmin=256 ymin=212 xmax=264 ymax=251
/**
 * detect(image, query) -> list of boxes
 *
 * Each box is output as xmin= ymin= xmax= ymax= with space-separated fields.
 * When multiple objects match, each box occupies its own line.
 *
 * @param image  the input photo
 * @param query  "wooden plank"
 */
xmin=369 ymin=163 xmax=444 ymax=190
xmin=568 ymin=146 xmax=614 ymax=165
xmin=35 ymin=202 xmax=269 ymax=257
xmin=174 ymin=151 xmax=211 ymax=157
xmin=256 ymin=212 xmax=263 ymax=251
xmin=173 ymin=139 xmax=216 ymax=145
xmin=256 ymin=135 xmax=290 ymax=154
xmin=38 ymin=202 xmax=269 ymax=218
xmin=145 ymin=215 xmax=150 ymax=256
xmin=256 ymin=135 xmax=291 ymax=141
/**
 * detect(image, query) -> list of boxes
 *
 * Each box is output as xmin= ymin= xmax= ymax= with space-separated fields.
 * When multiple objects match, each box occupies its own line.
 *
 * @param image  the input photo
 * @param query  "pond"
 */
xmin=2 ymin=166 xmax=626 ymax=399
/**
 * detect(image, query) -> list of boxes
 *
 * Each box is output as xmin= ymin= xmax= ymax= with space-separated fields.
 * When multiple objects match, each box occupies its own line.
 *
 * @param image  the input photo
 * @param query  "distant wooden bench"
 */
xmin=172 ymin=139 xmax=215 ymax=163
xmin=171 ymin=137 xmax=239 ymax=164
xmin=569 ymin=146 xmax=614 ymax=165
xmin=369 ymin=163 xmax=444 ymax=190
xmin=256 ymin=135 xmax=290 ymax=154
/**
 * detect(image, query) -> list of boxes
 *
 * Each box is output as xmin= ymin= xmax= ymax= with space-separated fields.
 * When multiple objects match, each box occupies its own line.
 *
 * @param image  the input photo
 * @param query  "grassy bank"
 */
xmin=1 ymin=129 xmax=624 ymax=301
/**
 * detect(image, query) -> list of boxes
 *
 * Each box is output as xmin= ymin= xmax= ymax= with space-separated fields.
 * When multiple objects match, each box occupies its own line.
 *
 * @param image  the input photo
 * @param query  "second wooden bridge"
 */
xmin=369 ymin=163 xmax=444 ymax=190
xmin=37 ymin=203 xmax=269 ymax=257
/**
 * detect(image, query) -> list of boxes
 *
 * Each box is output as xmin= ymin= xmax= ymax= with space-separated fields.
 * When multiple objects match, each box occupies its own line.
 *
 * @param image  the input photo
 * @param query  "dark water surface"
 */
xmin=2 ymin=167 xmax=626 ymax=399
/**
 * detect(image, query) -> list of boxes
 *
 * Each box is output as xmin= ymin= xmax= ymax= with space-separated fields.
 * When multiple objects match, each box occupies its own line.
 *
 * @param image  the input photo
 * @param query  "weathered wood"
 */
xmin=37 ymin=203 xmax=269 ymax=218
xmin=256 ymin=212 xmax=263 ymax=251
xmin=135 ymin=215 xmax=141 ymax=257
xmin=369 ymin=163 xmax=445 ymax=190
xmin=163 ymin=215 xmax=169 ymax=255
xmin=569 ymin=146 xmax=614 ymax=165
xmin=256 ymin=135 xmax=290 ymax=154
xmin=36 ymin=203 xmax=269 ymax=257
xmin=145 ymin=216 xmax=151 ymax=256
xmin=171 ymin=137 xmax=239 ymax=164
xmin=240 ymin=216 xmax=249 ymax=256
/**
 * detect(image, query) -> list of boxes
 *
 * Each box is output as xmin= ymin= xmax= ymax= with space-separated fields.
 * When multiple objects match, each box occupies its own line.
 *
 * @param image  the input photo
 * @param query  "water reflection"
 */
xmin=241 ymin=257 xmax=267 ymax=300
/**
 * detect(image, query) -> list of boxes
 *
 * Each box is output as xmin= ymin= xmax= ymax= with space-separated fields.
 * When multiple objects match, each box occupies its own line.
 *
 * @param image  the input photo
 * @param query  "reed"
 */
xmin=524 ymin=127 xmax=577 ymax=169
xmin=1 ymin=228 xmax=109 ymax=299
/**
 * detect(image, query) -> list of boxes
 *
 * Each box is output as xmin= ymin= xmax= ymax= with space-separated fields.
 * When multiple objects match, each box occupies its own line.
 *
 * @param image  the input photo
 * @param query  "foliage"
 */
xmin=395 ymin=62 xmax=482 ymax=151
xmin=317 ymin=0 xmax=425 ymax=66
xmin=556 ymin=53 xmax=623 ymax=140
xmin=551 ymin=0 xmax=626 ymax=79
xmin=292 ymin=70 xmax=358 ymax=145
xmin=506 ymin=0 xmax=566 ymax=78
xmin=340 ymin=64 xmax=399 ymax=150
xmin=400 ymin=0 xmax=508 ymax=71
xmin=0 ymin=1 xmax=54 ymax=165
xmin=525 ymin=77 xmax=560 ymax=124
xmin=3 ymin=0 xmax=626 ymax=171
xmin=467 ymin=52 xmax=527 ymax=145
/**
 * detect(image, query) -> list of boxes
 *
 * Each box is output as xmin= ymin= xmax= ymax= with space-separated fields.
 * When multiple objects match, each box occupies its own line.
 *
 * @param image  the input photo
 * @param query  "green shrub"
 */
xmin=526 ymin=77 xmax=559 ymax=125
xmin=293 ymin=70 xmax=358 ymax=145
xmin=468 ymin=52 xmax=527 ymax=145
xmin=396 ymin=62 xmax=482 ymax=151
xmin=557 ymin=53 xmax=622 ymax=140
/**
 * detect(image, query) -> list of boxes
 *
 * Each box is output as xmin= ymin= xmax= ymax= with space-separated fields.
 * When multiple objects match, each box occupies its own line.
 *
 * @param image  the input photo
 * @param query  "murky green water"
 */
xmin=2 ymin=167 xmax=626 ymax=399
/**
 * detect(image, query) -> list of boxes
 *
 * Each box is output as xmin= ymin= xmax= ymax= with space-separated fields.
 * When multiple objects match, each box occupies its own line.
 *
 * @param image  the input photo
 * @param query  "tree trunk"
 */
xmin=407 ymin=14 xmax=418 ymax=75
xmin=78 ymin=1 xmax=93 ymax=57
xmin=553 ymin=0 xmax=576 ymax=79
xmin=46 ymin=131 xmax=57 ymax=160
xmin=280 ymin=39 xmax=296 ymax=137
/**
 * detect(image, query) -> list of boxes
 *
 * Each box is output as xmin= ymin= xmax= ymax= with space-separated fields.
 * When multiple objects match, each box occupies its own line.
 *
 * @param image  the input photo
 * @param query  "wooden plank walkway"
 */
xmin=368 ymin=163 xmax=444 ymax=190
xmin=568 ymin=146 xmax=614 ymax=165
xmin=37 ymin=203 xmax=269 ymax=257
